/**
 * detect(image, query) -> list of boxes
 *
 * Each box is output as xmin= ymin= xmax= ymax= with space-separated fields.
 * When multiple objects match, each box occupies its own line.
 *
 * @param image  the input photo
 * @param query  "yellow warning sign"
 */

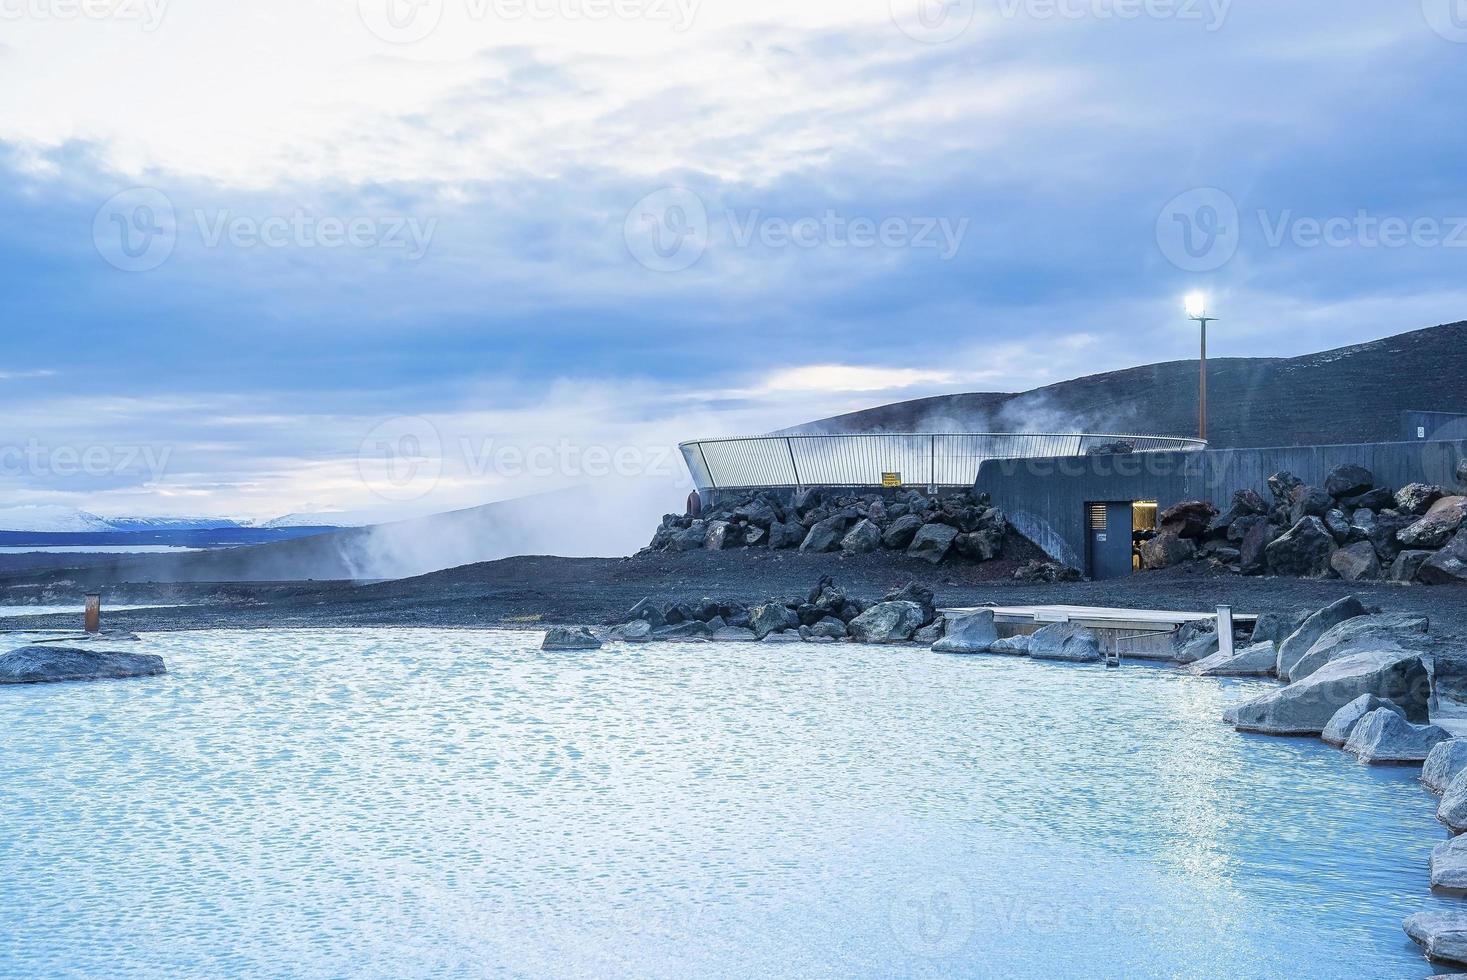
xmin=881 ymin=472 xmax=902 ymax=488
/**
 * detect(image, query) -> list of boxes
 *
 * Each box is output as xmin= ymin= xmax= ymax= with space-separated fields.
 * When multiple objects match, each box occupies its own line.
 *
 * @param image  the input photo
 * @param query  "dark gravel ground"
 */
xmin=3 ymin=547 xmax=1466 ymax=645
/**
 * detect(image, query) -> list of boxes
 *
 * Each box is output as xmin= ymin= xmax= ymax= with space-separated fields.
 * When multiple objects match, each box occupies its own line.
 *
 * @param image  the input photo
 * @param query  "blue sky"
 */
xmin=2 ymin=0 xmax=1466 ymax=520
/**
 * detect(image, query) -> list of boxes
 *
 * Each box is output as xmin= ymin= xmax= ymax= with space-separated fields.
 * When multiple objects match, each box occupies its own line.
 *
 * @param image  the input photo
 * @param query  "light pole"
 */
xmin=1186 ymin=293 xmax=1216 ymax=442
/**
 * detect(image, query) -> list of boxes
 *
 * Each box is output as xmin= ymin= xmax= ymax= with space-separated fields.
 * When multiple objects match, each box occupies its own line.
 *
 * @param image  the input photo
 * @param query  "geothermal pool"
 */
xmin=0 ymin=630 xmax=1453 ymax=978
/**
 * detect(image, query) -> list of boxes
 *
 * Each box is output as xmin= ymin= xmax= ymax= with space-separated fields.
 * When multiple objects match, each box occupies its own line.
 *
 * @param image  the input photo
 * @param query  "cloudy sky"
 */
xmin=2 ymin=0 xmax=1466 ymax=520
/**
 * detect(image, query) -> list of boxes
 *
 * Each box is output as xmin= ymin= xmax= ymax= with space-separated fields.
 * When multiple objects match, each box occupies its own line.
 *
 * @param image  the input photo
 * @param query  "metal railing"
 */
xmin=680 ymin=432 xmax=1207 ymax=491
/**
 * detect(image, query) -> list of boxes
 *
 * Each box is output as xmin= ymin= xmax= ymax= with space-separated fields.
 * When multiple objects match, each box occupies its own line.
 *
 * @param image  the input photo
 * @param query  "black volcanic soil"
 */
xmin=4 ymin=547 xmax=1466 ymax=646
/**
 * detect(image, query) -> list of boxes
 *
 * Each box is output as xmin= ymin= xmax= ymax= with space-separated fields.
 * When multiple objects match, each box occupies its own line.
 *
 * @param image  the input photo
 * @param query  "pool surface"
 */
xmin=0 ymin=629 xmax=1453 ymax=978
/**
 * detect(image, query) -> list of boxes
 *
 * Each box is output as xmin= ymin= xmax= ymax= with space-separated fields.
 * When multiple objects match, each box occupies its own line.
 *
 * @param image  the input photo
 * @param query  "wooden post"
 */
xmin=84 ymin=594 xmax=101 ymax=634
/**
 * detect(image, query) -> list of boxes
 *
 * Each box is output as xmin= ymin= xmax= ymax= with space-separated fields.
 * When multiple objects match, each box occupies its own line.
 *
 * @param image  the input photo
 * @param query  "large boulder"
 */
xmin=1029 ymin=623 xmax=1102 ymax=663
xmin=800 ymin=617 xmax=849 ymax=641
xmin=732 ymin=499 xmax=779 ymax=529
xmin=1288 ymin=485 xmax=1334 ymax=524
xmin=953 ymin=528 xmax=1003 ymax=562
xmin=1391 ymin=549 xmax=1437 ymax=584
xmin=1370 ymin=510 xmax=1418 ymax=563
xmin=666 ymin=523 xmax=707 ymax=551
xmin=1405 ymin=911 xmax=1467 ymax=967
xmin=0 ymin=646 xmax=166 ymax=685
xmin=1238 ymin=520 xmax=1276 ymax=575
xmin=989 ymin=635 xmax=1032 ymax=656
xmin=932 ymin=611 xmax=999 ymax=654
xmin=1342 ymin=708 xmax=1449 ymax=764
xmin=542 ymin=627 xmax=602 ymax=651
xmin=1321 ymin=694 xmax=1407 ymax=747
xmin=608 ymin=620 xmax=654 ymax=643
xmin=1401 ymin=497 xmax=1467 ymax=549
xmin=1431 ymin=837 xmax=1467 ymax=892
xmin=1250 ymin=609 xmax=1311 ymax=649
xmin=1425 ymin=740 xmax=1467 ymax=794
xmin=1329 ymin=540 xmax=1380 ymax=580
xmin=1340 ymin=487 xmax=1394 ymax=512
xmin=1323 ymin=463 xmax=1374 ymax=499
xmin=1159 ymin=499 xmax=1218 ymax=539
xmin=907 ymin=523 xmax=959 ymax=564
xmin=1276 ymin=595 xmax=1366 ymax=682
xmin=766 ymin=520 xmax=804 ymax=549
xmin=840 ymin=519 xmax=882 ymax=555
xmin=881 ymin=514 xmax=924 ymax=550
xmin=1398 ymin=483 xmax=1447 ymax=516
xmin=1286 ymin=611 xmax=1429 ymax=683
xmin=1440 ymin=770 xmax=1467 ymax=833
xmin=1347 ymin=507 xmax=1377 ymax=542
xmin=1226 ymin=650 xmax=1430 ymax=735
xmin=749 ymin=602 xmax=800 ymax=639
xmin=847 ymin=601 xmax=926 ymax=643
xmin=1140 ymin=530 xmax=1196 ymax=570
xmin=1188 ymin=642 xmax=1278 ymax=677
xmin=1420 ymin=529 xmax=1467 ymax=586
xmin=883 ymin=583 xmax=937 ymax=625
xmin=1323 ymin=508 xmax=1352 ymax=543
xmin=704 ymin=520 xmax=736 ymax=550
xmin=1266 ymin=517 xmax=1337 ymax=577
xmin=799 ymin=515 xmax=849 ymax=553
xmin=1267 ymin=471 xmax=1304 ymax=509
xmin=1174 ymin=628 xmax=1220 ymax=665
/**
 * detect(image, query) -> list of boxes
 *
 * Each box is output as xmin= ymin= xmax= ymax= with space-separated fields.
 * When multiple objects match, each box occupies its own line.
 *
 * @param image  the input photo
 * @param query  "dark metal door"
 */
xmin=1086 ymin=502 xmax=1135 ymax=580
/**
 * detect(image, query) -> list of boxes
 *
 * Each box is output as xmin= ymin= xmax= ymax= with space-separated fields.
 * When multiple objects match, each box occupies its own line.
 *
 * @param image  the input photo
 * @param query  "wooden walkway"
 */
xmin=942 ymin=604 xmax=1257 ymax=632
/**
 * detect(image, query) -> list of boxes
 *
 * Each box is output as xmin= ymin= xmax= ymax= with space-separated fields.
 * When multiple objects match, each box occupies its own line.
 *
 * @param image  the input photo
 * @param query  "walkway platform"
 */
xmin=943 ymin=604 xmax=1257 ymax=632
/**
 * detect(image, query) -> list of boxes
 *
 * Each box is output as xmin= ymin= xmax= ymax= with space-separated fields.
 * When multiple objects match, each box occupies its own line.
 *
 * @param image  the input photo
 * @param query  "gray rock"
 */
xmin=1340 ymin=487 xmax=1394 ymax=512
xmin=953 ymin=528 xmax=1003 ymax=562
xmin=883 ymin=582 xmax=937 ymax=625
xmin=1250 ymin=609 xmax=1311 ymax=649
xmin=1227 ymin=650 xmax=1430 ymax=735
xmin=1265 ymin=516 xmax=1337 ymax=578
xmin=989 ymin=634 xmax=1032 ymax=656
xmin=1432 ymin=837 xmax=1467 ymax=892
xmin=1323 ymin=508 xmax=1352 ymax=543
xmin=744 ymin=526 xmax=767 ymax=547
xmin=704 ymin=520 xmax=735 ymax=550
xmin=760 ymin=631 xmax=804 ymax=644
xmin=1188 ymin=641 xmax=1278 ymax=677
xmin=881 ymin=514 xmax=924 ymax=550
xmin=1440 ymin=770 xmax=1467 ymax=832
xmin=1405 ymin=911 xmax=1467 ymax=967
xmin=749 ymin=603 xmax=800 ymax=639
xmin=1420 ymin=529 xmax=1467 ymax=586
xmin=608 ymin=620 xmax=653 ymax=642
xmin=732 ymin=499 xmax=779 ymax=529
xmin=1140 ymin=530 xmax=1196 ymax=569
xmin=1398 ymin=483 xmax=1446 ymax=516
xmin=799 ymin=515 xmax=850 ymax=553
xmin=1289 ymin=485 xmax=1334 ymax=523
xmin=800 ymin=617 xmax=848 ymax=641
xmin=1392 ymin=549 xmax=1437 ymax=584
xmin=541 ymin=627 xmax=602 ymax=651
xmin=1401 ymin=497 xmax=1467 ymax=549
xmin=767 ymin=521 xmax=805 ymax=549
xmin=1158 ymin=499 xmax=1218 ymax=539
xmin=1029 ymin=623 xmax=1102 ymax=663
xmin=912 ymin=617 xmax=946 ymax=645
xmin=1174 ymin=628 xmax=1220 ymax=665
xmin=1425 ymin=740 xmax=1467 ymax=794
xmin=1347 ymin=507 xmax=1377 ymax=542
xmin=1460 ymin=458 xmax=1467 ymax=489
xmin=712 ymin=626 xmax=759 ymax=642
xmin=653 ymin=621 xmax=711 ymax=640
xmin=1342 ymin=708 xmax=1449 ymax=764
xmin=1238 ymin=519 xmax=1276 ymax=576
xmin=666 ymin=523 xmax=707 ymax=551
xmin=1370 ymin=510 xmax=1418 ymax=563
xmin=907 ymin=523 xmax=959 ymax=564
xmin=932 ymin=611 xmax=1000 ymax=654
xmin=0 ymin=645 xmax=166 ymax=685
xmin=1329 ymin=540 xmax=1380 ymax=581
xmin=1288 ymin=611 xmax=1429 ymax=684
xmin=1276 ymin=595 xmax=1366 ymax=682
xmin=847 ymin=601 xmax=926 ymax=643
xmin=838 ymin=519 xmax=881 ymax=555
xmin=1321 ymin=694 xmax=1407 ymax=747
xmin=1324 ymin=463 xmax=1374 ymax=499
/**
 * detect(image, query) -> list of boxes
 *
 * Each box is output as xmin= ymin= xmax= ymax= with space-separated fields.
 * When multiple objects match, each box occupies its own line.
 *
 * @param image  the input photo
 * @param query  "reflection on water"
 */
xmin=0 ymin=629 xmax=1451 ymax=979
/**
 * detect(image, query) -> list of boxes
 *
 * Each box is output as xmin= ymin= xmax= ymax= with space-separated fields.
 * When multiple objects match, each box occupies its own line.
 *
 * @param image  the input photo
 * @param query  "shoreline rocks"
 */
xmin=932 ymin=611 xmax=999 ymax=655
xmin=1342 ymin=708 xmax=1449 ymax=764
xmin=1426 ymin=741 xmax=1467 ymax=794
xmin=1227 ymin=649 xmax=1430 ymax=735
xmin=1321 ymin=695 xmax=1406 ymax=747
xmin=1028 ymin=623 xmax=1102 ymax=663
xmin=1406 ymin=912 xmax=1467 ymax=967
xmin=0 ymin=646 xmax=166 ymax=685
xmin=541 ymin=627 xmax=602 ymax=651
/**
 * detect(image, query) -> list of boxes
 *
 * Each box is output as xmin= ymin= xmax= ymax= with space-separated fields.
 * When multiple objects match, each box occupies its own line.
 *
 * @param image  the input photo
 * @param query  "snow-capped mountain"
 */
xmin=256 ymin=511 xmax=373 ymax=529
xmin=0 ymin=505 xmax=118 ymax=533
xmin=104 ymin=517 xmax=246 ymax=531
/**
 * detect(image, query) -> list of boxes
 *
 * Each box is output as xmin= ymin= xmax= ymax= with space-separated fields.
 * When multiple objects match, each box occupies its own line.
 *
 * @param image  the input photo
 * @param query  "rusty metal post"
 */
xmin=84 ymin=594 xmax=101 ymax=634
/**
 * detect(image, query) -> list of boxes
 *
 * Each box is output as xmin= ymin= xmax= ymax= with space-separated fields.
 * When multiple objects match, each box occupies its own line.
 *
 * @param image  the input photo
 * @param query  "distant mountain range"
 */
xmin=782 ymin=321 xmax=1467 ymax=448
xmin=0 ymin=506 xmax=367 ymax=534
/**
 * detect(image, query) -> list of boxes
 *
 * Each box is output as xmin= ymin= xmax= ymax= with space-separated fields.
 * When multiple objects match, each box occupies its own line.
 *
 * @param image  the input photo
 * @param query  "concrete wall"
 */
xmin=978 ymin=439 xmax=1467 ymax=569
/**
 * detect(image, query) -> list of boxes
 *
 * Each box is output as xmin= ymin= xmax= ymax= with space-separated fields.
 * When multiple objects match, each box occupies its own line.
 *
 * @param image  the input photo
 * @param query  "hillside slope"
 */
xmin=782 ymin=321 xmax=1467 ymax=447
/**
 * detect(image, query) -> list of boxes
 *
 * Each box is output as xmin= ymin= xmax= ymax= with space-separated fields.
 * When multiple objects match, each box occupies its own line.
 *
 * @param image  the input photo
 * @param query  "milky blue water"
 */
xmin=0 ymin=629 xmax=1454 ymax=979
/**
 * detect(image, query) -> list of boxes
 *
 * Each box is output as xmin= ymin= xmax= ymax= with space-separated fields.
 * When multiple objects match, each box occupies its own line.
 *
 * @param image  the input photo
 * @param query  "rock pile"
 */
xmin=0 ymin=645 xmax=166 ymax=684
xmin=644 ymin=488 xmax=1011 ymax=566
xmin=1142 ymin=461 xmax=1467 ymax=585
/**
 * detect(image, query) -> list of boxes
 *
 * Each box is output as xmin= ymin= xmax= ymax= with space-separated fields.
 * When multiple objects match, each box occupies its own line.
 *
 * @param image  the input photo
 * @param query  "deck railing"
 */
xmin=680 ymin=433 xmax=1207 ymax=491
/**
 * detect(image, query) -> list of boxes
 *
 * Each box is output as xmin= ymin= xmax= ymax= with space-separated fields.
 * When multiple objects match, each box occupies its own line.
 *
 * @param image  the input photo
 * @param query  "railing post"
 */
xmin=785 ymin=437 xmax=802 ymax=490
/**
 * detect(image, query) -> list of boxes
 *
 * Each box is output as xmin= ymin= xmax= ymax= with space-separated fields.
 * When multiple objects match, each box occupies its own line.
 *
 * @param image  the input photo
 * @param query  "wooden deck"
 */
xmin=942 ymin=603 xmax=1257 ymax=633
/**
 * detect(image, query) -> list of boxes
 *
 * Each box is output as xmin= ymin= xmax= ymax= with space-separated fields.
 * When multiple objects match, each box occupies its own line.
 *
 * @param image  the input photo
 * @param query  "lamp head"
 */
xmin=1185 ymin=293 xmax=1208 ymax=320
